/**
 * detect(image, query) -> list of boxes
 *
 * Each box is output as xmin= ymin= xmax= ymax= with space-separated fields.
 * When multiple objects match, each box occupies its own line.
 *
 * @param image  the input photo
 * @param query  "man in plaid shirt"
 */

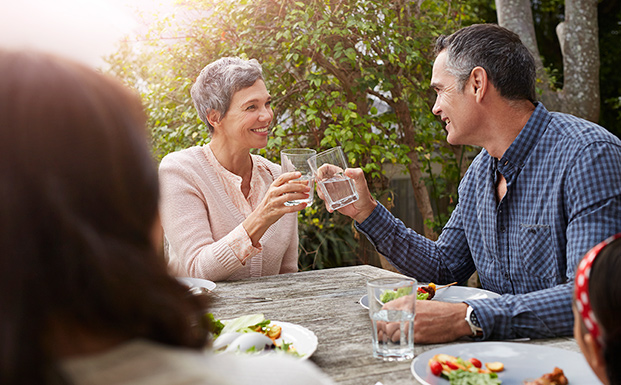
xmin=327 ymin=24 xmax=621 ymax=343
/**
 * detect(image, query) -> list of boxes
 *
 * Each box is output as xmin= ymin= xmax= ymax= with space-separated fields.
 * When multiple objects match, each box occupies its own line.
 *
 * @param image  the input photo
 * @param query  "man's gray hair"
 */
xmin=190 ymin=57 xmax=264 ymax=133
xmin=434 ymin=24 xmax=536 ymax=103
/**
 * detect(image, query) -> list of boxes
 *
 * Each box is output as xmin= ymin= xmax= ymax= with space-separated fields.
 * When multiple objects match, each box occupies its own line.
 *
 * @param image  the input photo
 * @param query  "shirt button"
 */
xmin=499 ymin=225 xmax=506 ymax=232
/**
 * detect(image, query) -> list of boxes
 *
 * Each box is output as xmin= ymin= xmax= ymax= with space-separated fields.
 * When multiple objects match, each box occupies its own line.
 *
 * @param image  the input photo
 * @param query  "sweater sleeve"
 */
xmin=159 ymin=154 xmax=258 ymax=281
xmin=279 ymin=213 xmax=299 ymax=274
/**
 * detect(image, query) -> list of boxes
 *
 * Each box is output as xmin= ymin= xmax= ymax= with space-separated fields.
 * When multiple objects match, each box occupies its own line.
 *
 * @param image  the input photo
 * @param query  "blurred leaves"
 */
xmin=106 ymin=0 xmax=480 ymax=268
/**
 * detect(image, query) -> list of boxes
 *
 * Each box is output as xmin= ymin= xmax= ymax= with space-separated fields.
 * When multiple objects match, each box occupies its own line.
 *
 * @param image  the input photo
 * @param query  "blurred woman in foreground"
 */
xmin=574 ymin=234 xmax=621 ymax=385
xmin=0 ymin=50 xmax=332 ymax=385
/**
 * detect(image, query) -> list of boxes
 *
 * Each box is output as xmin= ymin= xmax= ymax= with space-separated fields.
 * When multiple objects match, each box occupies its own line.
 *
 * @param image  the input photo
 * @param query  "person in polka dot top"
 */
xmin=573 ymin=233 xmax=621 ymax=385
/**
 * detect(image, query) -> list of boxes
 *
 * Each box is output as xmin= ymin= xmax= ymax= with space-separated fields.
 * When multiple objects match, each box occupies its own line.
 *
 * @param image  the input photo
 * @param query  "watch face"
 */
xmin=470 ymin=311 xmax=481 ymax=328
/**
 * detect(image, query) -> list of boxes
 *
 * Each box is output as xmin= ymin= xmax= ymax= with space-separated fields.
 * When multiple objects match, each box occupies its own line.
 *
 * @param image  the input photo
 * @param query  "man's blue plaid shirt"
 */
xmin=357 ymin=103 xmax=621 ymax=340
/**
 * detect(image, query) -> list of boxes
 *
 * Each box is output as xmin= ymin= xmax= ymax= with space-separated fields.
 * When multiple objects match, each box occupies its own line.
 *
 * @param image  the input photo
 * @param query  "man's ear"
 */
xmin=583 ymin=333 xmax=609 ymax=384
xmin=206 ymin=110 xmax=221 ymax=129
xmin=469 ymin=66 xmax=488 ymax=102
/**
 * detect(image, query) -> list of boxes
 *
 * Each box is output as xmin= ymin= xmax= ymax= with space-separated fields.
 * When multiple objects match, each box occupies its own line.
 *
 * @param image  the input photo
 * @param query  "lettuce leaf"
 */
xmin=380 ymin=286 xmax=413 ymax=303
xmin=417 ymin=292 xmax=430 ymax=300
xmin=447 ymin=370 xmax=501 ymax=385
xmin=220 ymin=314 xmax=268 ymax=335
xmin=205 ymin=313 xmax=225 ymax=337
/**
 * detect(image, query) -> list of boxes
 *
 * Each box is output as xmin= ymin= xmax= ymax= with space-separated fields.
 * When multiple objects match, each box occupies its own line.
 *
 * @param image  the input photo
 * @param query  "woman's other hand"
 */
xmin=242 ymin=171 xmax=310 ymax=246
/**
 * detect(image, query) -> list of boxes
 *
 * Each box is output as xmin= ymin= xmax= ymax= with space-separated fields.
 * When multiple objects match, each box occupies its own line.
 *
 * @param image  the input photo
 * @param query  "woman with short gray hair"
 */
xmin=159 ymin=57 xmax=309 ymax=281
xmin=190 ymin=57 xmax=263 ymax=133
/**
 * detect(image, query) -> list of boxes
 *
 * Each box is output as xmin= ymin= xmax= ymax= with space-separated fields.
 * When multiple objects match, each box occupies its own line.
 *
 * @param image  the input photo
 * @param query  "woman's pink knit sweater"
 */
xmin=159 ymin=146 xmax=299 ymax=281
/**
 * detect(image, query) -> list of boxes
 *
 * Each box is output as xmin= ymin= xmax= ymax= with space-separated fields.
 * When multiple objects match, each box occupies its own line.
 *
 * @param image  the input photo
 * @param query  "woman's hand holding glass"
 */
xmin=242 ymin=171 xmax=310 ymax=246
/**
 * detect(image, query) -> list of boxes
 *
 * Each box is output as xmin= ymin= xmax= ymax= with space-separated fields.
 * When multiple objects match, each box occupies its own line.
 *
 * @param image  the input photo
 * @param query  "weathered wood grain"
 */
xmin=208 ymin=265 xmax=580 ymax=385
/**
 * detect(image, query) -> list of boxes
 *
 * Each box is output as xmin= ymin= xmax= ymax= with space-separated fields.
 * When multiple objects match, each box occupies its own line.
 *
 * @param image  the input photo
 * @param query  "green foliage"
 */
xmin=107 ymin=43 xmax=214 ymax=160
xmin=297 ymin=205 xmax=359 ymax=270
xmin=106 ymin=0 xmax=479 ymax=268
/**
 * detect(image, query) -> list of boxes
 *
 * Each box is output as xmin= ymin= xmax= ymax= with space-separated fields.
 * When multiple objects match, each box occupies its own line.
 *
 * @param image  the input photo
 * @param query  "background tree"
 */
xmin=469 ymin=0 xmax=620 ymax=135
xmin=496 ymin=0 xmax=617 ymax=126
xmin=108 ymin=0 xmax=480 ymax=269
xmin=190 ymin=0 xmax=476 ymax=239
xmin=107 ymin=0 xmax=618 ymax=270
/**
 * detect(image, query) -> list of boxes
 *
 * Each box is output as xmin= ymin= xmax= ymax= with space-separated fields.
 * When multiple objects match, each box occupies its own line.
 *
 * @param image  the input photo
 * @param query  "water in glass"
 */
xmin=371 ymin=309 xmax=415 ymax=361
xmin=317 ymin=174 xmax=358 ymax=210
xmin=284 ymin=175 xmax=314 ymax=206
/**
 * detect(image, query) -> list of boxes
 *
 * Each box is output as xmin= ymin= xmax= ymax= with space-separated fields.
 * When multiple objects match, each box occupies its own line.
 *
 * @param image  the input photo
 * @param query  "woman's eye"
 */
xmin=246 ymin=105 xmax=256 ymax=110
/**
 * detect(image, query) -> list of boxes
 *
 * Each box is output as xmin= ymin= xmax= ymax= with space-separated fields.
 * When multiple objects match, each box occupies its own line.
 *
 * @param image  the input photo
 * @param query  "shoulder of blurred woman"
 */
xmin=61 ymin=339 xmax=334 ymax=385
xmin=208 ymin=351 xmax=335 ymax=385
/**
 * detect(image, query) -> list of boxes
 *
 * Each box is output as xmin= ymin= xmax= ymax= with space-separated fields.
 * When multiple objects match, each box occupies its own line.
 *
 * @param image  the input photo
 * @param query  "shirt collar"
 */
xmin=496 ymin=102 xmax=551 ymax=180
xmin=204 ymin=143 xmax=242 ymax=186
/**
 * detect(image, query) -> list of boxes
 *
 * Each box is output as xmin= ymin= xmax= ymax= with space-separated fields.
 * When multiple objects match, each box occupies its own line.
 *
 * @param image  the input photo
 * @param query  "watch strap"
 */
xmin=465 ymin=305 xmax=483 ymax=337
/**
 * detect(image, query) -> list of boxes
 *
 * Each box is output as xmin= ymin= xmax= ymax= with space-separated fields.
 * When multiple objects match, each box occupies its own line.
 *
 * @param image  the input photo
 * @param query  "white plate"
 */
xmin=433 ymin=286 xmax=500 ymax=303
xmin=359 ymin=286 xmax=500 ymax=309
xmin=410 ymin=342 xmax=600 ymax=385
xmin=272 ymin=320 xmax=318 ymax=359
xmin=217 ymin=320 xmax=317 ymax=360
xmin=177 ymin=277 xmax=217 ymax=291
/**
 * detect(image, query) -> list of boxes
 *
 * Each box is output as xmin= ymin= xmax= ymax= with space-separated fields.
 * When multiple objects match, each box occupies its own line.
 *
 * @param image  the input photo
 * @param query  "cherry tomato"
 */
xmin=429 ymin=360 xmax=443 ymax=376
xmin=445 ymin=361 xmax=459 ymax=370
xmin=469 ymin=358 xmax=482 ymax=368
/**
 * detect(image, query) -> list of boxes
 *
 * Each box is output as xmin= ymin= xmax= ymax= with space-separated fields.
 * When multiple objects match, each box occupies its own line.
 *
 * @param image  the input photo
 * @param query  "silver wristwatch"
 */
xmin=465 ymin=305 xmax=483 ymax=337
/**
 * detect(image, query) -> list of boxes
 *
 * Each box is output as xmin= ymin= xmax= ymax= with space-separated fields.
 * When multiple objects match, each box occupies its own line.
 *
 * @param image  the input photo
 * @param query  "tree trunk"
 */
xmin=495 ymin=0 xmax=600 ymax=122
xmin=495 ymin=0 xmax=561 ymax=111
xmin=406 ymin=151 xmax=438 ymax=240
xmin=391 ymin=92 xmax=439 ymax=241
xmin=558 ymin=0 xmax=600 ymax=122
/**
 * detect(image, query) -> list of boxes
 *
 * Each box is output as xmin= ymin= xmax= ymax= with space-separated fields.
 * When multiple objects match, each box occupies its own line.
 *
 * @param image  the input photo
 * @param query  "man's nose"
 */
xmin=431 ymin=97 xmax=441 ymax=115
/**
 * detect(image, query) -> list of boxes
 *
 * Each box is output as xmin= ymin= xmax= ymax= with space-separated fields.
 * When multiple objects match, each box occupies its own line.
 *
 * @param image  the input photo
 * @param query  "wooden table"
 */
xmin=207 ymin=265 xmax=581 ymax=385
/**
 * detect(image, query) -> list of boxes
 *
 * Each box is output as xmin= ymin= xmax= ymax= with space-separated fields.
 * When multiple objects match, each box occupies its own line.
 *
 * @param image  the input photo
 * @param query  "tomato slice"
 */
xmin=429 ymin=360 xmax=443 ymax=376
xmin=469 ymin=358 xmax=482 ymax=368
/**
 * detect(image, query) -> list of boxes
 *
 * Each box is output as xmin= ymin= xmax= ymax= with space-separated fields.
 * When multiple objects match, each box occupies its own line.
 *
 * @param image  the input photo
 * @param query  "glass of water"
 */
xmin=367 ymin=277 xmax=416 ymax=361
xmin=306 ymin=146 xmax=358 ymax=211
xmin=280 ymin=148 xmax=316 ymax=206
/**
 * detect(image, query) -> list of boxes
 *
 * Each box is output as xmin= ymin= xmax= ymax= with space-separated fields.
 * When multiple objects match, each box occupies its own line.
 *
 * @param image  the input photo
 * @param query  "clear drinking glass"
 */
xmin=280 ymin=148 xmax=316 ymax=206
xmin=367 ymin=277 xmax=416 ymax=361
xmin=306 ymin=146 xmax=358 ymax=211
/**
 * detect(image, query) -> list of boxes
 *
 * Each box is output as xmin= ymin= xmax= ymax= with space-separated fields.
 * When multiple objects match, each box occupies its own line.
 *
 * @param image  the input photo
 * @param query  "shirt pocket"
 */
xmin=519 ymin=224 xmax=557 ymax=280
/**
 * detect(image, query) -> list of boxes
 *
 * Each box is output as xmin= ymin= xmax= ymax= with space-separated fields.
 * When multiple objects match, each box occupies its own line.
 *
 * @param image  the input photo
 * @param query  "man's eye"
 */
xmin=246 ymin=105 xmax=256 ymax=110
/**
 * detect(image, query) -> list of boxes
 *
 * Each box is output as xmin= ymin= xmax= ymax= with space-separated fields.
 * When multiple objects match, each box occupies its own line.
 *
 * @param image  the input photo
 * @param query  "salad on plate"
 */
xmin=207 ymin=313 xmax=303 ymax=357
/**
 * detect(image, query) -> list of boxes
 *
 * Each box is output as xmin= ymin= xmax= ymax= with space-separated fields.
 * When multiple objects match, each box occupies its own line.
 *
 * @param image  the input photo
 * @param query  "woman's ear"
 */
xmin=206 ymin=110 xmax=221 ymax=129
xmin=583 ymin=333 xmax=610 ymax=385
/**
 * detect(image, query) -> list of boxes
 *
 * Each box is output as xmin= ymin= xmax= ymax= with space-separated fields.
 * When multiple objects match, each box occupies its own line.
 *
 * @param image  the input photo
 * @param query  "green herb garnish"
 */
xmin=380 ymin=286 xmax=414 ymax=303
xmin=205 ymin=313 xmax=225 ymax=337
xmin=446 ymin=369 xmax=501 ymax=385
